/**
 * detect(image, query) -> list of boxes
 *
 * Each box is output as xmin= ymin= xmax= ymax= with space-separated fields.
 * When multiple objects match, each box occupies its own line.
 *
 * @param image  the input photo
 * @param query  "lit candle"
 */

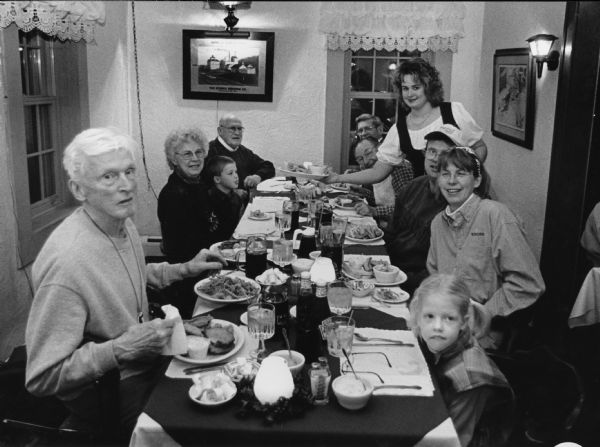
xmin=253 ymin=356 xmax=294 ymax=405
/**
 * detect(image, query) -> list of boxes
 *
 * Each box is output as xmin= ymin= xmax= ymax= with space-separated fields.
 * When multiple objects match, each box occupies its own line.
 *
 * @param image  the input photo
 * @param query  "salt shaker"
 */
xmin=309 ymin=361 xmax=331 ymax=405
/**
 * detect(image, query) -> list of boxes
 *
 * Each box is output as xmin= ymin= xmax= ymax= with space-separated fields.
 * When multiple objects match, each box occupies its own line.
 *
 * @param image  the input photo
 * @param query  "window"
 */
xmin=3 ymin=27 xmax=89 ymax=266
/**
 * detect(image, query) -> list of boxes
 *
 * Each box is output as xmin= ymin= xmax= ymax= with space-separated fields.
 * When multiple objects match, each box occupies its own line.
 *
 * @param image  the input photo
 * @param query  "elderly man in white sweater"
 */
xmin=25 ymin=127 xmax=226 ymax=441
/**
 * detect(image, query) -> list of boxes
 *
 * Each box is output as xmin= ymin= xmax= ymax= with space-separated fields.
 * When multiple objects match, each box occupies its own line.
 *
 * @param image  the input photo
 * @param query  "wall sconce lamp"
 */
xmin=526 ymin=34 xmax=560 ymax=78
xmin=207 ymin=1 xmax=252 ymax=36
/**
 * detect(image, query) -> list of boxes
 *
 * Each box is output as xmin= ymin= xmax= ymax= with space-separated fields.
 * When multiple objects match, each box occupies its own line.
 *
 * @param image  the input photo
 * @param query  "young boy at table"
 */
xmin=206 ymin=155 xmax=245 ymax=242
xmin=409 ymin=274 xmax=514 ymax=447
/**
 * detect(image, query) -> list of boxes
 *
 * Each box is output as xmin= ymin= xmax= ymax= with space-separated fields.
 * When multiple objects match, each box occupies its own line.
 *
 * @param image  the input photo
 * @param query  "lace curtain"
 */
xmin=0 ymin=1 xmax=105 ymax=42
xmin=319 ymin=2 xmax=465 ymax=53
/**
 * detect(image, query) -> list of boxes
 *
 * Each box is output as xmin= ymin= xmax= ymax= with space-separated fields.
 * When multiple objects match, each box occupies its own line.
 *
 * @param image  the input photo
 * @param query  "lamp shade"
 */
xmin=527 ymin=34 xmax=558 ymax=57
xmin=253 ymin=356 xmax=294 ymax=404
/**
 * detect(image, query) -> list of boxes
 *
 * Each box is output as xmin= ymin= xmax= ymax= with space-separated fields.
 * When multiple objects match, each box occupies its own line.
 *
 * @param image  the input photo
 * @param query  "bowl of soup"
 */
xmin=269 ymin=350 xmax=305 ymax=377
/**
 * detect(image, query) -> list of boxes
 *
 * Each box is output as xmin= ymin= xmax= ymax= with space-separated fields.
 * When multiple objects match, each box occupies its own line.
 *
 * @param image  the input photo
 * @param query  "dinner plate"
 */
xmin=290 ymin=305 xmax=297 ymax=318
xmin=176 ymin=320 xmax=245 ymax=365
xmin=345 ymin=233 xmax=383 ymax=243
xmin=331 ymin=196 xmax=363 ymax=210
xmin=248 ymin=213 xmax=272 ymax=221
xmin=239 ymin=311 xmax=248 ymax=325
xmin=330 ymin=183 xmax=350 ymax=192
xmin=373 ymin=288 xmax=410 ymax=304
xmin=194 ymin=274 xmax=261 ymax=304
xmin=277 ymin=167 xmax=329 ymax=180
xmin=266 ymin=253 xmax=298 ymax=266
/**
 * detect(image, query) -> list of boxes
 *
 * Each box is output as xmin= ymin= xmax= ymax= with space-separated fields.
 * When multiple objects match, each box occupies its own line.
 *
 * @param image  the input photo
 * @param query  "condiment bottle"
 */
xmin=309 ymin=361 xmax=331 ymax=405
xmin=313 ymin=281 xmax=331 ymax=331
xmin=289 ymin=273 xmax=301 ymax=297
xmin=295 ymin=272 xmax=320 ymax=362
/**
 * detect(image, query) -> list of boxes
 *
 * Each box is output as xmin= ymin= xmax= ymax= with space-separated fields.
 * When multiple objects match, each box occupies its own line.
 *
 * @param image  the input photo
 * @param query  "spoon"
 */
xmin=353 ymin=333 xmax=414 ymax=346
xmin=282 ymin=328 xmax=293 ymax=363
xmin=342 ymin=348 xmax=366 ymax=390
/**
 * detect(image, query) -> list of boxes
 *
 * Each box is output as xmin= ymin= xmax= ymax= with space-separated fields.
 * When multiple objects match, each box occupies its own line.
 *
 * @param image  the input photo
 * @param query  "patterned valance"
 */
xmin=319 ymin=2 xmax=465 ymax=53
xmin=0 ymin=1 xmax=105 ymax=42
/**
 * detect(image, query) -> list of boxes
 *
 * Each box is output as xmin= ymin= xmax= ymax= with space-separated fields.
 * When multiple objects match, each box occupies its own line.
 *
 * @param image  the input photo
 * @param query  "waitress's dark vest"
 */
xmin=396 ymin=102 xmax=458 ymax=177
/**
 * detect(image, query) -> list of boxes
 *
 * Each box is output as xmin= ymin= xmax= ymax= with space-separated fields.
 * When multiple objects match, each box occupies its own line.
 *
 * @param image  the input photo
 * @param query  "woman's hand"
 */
xmin=185 ymin=249 xmax=227 ymax=278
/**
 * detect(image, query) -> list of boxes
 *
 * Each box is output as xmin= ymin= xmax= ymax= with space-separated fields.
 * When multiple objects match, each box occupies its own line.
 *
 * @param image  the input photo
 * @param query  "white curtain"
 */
xmin=0 ymin=1 xmax=105 ymax=42
xmin=319 ymin=2 xmax=465 ymax=53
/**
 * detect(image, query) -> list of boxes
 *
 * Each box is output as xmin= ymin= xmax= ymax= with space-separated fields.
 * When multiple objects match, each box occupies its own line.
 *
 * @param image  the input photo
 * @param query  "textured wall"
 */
xmin=88 ymin=1 xmax=327 ymax=235
xmin=478 ymin=2 xmax=565 ymax=259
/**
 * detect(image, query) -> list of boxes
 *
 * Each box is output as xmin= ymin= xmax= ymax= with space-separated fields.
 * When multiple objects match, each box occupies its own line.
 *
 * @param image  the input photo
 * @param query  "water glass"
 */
xmin=307 ymin=199 xmax=323 ymax=228
xmin=275 ymin=211 xmax=291 ymax=239
xmin=326 ymin=280 xmax=352 ymax=315
xmin=272 ymin=238 xmax=294 ymax=267
xmin=319 ymin=225 xmax=344 ymax=275
xmin=247 ymin=303 xmax=275 ymax=362
xmin=321 ymin=316 xmax=355 ymax=358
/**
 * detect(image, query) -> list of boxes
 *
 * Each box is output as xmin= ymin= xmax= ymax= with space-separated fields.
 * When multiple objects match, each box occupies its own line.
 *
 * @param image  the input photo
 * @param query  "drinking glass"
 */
xmin=321 ymin=315 xmax=355 ymax=357
xmin=275 ymin=211 xmax=291 ymax=239
xmin=307 ymin=199 xmax=323 ymax=228
xmin=272 ymin=238 xmax=294 ymax=267
xmin=319 ymin=225 xmax=344 ymax=275
xmin=247 ymin=303 xmax=275 ymax=361
xmin=326 ymin=280 xmax=352 ymax=315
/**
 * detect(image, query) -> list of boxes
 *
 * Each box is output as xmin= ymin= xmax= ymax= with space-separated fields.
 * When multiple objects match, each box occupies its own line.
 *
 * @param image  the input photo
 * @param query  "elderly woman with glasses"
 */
xmin=427 ymin=147 xmax=545 ymax=347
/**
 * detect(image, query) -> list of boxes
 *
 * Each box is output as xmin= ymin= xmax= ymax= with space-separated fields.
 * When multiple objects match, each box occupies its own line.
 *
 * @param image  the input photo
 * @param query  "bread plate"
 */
xmin=176 ymin=319 xmax=245 ymax=365
xmin=248 ymin=213 xmax=272 ymax=221
xmin=195 ymin=274 xmax=260 ymax=304
xmin=373 ymin=288 xmax=410 ymax=304
xmin=331 ymin=195 xmax=363 ymax=210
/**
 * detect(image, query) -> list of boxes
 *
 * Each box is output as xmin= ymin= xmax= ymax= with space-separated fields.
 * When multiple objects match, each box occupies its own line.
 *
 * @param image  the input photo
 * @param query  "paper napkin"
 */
xmin=161 ymin=305 xmax=188 ymax=355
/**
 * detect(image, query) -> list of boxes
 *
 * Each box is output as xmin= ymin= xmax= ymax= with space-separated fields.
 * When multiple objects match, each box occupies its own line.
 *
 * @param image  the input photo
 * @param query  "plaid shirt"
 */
xmin=364 ymin=161 xmax=414 ymax=218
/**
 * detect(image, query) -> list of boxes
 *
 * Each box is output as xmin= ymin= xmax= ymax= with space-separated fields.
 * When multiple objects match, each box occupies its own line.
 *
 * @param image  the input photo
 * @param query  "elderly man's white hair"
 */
xmin=63 ymin=127 xmax=138 ymax=181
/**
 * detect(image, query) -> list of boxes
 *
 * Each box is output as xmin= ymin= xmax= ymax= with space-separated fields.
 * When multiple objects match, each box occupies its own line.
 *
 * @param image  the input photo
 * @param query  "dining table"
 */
xmin=130 ymin=180 xmax=460 ymax=447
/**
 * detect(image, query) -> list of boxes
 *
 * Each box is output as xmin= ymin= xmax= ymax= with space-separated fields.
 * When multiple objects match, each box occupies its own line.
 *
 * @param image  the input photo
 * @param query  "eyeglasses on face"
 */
xmin=221 ymin=126 xmax=244 ymax=132
xmin=357 ymin=125 xmax=376 ymax=134
xmin=175 ymin=149 xmax=205 ymax=160
xmin=425 ymin=147 xmax=446 ymax=160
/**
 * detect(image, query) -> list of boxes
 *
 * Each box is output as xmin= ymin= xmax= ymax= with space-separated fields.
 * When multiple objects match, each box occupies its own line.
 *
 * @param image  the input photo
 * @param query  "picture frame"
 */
xmin=491 ymin=48 xmax=535 ymax=149
xmin=182 ymin=30 xmax=274 ymax=102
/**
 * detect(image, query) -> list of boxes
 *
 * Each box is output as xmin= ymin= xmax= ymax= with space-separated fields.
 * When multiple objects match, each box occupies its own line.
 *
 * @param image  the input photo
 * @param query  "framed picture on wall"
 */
xmin=182 ymin=30 xmax=274 ymax=102
xmin=491 ymin=48 xmax=535 ymax=149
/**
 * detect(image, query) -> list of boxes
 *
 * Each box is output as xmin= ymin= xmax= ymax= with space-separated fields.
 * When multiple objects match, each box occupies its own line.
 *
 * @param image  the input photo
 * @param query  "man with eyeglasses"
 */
xmin=202 ymin=114 xmax=275 ymax=190
xmin=355 ymin=113 xmax=385 ymax=142
xmin=384 ymin=124 xmax=464 ymax=293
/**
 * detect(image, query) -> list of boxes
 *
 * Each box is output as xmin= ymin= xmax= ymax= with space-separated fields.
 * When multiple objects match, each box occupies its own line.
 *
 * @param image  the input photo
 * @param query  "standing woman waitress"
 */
xmin=326 ymin=58 xmax=487 ymax=184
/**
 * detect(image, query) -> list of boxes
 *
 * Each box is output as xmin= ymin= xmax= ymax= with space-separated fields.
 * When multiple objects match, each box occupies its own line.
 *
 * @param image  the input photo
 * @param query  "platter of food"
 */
xmin=248 ymin=209 xmax=271 ymax=221
xmin=342 ymin=255 xmax=406 ymax=285
xmin=330 ymin=183 xmax=350 ymax=192
xmin=373 ymin=288 xmax=410 ymax=304
xmin=331 ymin=194 xmax=364 ymax=210
xmin=178 ymin=316 xmax=245 ymax=365
xmin=278 ymin=162 xmax=330 ymax=180
xmin=345 ymin=223 xmax=384 ymax=243
xmin=188 ymin=371 xmax=237 ymax=406
xmin=210 ymin=240 xmax=246 ymax=262
xmin=194 ymin=274 xmax=260 ymax=303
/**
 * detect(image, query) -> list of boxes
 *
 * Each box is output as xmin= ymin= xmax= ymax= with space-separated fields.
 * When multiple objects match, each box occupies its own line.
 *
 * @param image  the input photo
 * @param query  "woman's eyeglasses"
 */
xmin=176 ymin=149 xmax=205 ymax=160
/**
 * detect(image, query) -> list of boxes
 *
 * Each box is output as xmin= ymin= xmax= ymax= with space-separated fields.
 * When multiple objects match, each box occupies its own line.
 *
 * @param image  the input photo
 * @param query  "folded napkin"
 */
xmin=193 ymin=295 xmax=230 ymax=315
xmin=160 ymin=305 xmax=188 ymax=355
xmin=165 ymin=326 xmax=254 ymax=379
xmin=342 ymin=330 xmax=434 ymax=397
xmin=257 ymin=177 xmax=293 ymax=192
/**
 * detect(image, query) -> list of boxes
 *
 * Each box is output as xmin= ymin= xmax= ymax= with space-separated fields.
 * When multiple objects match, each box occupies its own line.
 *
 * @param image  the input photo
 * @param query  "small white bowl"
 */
xmin=332 ymin=375 xmax=374 ymax=410
xmin=189 ymin=371 xmax=237 ymax=406
xmin=372 ymin=264 xmax=400 ymax=284
xmin=291 ymin=258 xmax=314 ymax=274
xmin=269 ymin=350 xmax=306 ymax=377
xmin=345 ymin=279 xmax=375 ymax=297
xmin=309 ymin=250 xmax=321 ymax=260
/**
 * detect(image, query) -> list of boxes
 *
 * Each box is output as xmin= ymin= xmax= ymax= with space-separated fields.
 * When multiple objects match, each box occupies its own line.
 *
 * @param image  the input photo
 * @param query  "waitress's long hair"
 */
xmin=437 ymin=147 xmax=491 ymax=199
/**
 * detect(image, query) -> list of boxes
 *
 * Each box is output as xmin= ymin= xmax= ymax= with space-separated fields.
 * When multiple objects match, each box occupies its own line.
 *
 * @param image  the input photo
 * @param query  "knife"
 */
xmin=374 ymin=384 xmax=422 ymax=390
xmin=183 ymin=361 xmax=230 ymax=375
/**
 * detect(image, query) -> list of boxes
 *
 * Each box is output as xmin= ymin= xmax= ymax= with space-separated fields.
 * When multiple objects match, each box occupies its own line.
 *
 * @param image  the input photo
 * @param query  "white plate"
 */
xmin=330 ymin=183 xmax=350 ymax=192
xmin=248 ymin=213 xmax=272 ymax=221
xmin=290 ymin=305 xmax=297 ymax=318
xmin=342 ymin=266 xmax=407 ymax=286
xmin=331 ymin=196 xmax=363 ymax=210
xmin=373 ymin=288 xmax=410 ymax=304
xmin=266 ymin=253 xmax=298 ymax=266
xmin=188 ymin=375 xmax=237 ymax=406
xmin=278 ymin=167 xmax=329 ymax=180
xmin=194 ymin=274 xmax=261 ymax=304
xmin=176 ymin=320 xmax=245 ymax=365
xmin=345 ymin=233 xmax=383 ymax=243
xmin=240 ymin=312 xmax=248 ymax=325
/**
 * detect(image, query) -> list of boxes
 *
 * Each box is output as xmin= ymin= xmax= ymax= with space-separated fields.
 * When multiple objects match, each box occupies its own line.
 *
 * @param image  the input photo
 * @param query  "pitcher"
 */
xmin=292 ymin=227 xmax=317 ymax=259
xmin=236 ymin=234 xmax=267 ymax=279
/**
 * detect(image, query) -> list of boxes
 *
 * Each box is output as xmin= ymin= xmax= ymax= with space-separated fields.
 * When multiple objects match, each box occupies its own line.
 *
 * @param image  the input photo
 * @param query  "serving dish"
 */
xmin=345 ymin=223 xmax=384 ymax=243
xmin=330 ymin=183 xmax=350 ymax=192
xmin=176 ymin=319 xmax=245 ymax=365
xmin=194 ymin=274 xmax=260 ymax=304
xmin=188 ymin=371 xmax=237 ymax=406
xmin=331 ymin=194 xmax=363 ymax=210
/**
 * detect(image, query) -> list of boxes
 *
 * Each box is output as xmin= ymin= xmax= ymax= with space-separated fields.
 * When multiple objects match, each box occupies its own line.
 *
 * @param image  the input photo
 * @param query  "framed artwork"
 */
xmin=182 ymin=30 xmax=274 ymax=102
xmin=491 ymin=48 xmax=535 ymax=149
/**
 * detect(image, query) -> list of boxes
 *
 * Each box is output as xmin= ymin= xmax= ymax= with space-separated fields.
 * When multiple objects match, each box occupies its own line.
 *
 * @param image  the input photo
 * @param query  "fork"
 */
xmin=354 ymin=333 xmax=415 ymax=346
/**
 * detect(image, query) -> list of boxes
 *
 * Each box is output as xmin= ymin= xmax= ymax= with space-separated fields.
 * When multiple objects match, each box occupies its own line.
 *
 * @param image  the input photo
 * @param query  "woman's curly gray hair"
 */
xmin=163 ymin=127 xmax=208 ymax=170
